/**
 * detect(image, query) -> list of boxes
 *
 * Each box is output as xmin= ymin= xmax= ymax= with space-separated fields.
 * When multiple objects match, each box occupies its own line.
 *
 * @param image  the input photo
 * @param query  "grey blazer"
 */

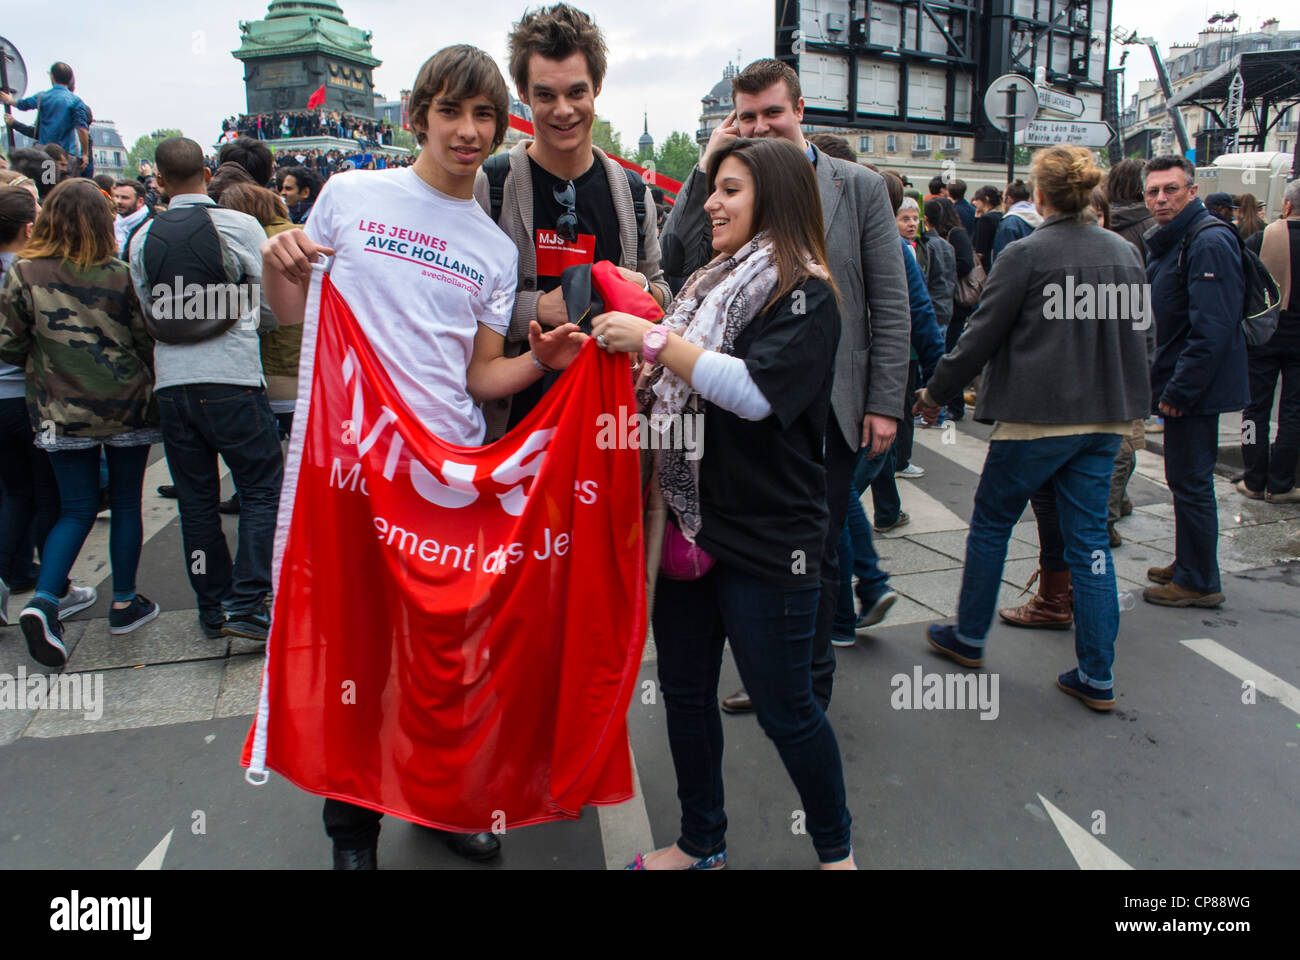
xmin=926 ymin=214 xmax=1151 ymax=424
xmin=660 ymin=144 xmax=910 ymax=449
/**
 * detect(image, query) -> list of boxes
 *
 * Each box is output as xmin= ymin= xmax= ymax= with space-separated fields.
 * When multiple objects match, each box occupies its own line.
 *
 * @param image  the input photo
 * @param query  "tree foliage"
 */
xmin=653 ymin=131 xmax=700 ymax=184
xmin=591 ymin=118 xmax=625 ymax=158
xmin=126 ymin=129 xmax=185 ymax=171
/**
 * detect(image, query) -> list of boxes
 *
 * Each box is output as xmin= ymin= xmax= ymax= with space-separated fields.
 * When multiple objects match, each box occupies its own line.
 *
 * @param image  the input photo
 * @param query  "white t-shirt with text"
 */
xmin=304 ymin=168 xmax=517 ymax=446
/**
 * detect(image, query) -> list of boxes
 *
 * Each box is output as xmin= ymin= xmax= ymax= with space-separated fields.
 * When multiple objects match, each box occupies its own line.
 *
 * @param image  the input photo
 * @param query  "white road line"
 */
xmin=597 ymin=744 xmax=655 ymax=870
xmin=135 ymin=829 xmax=173 ymax=870
xmin=913 ymin=422 xmax=990 ymax=476
xmin=1180 ymin=638 xmax=1300 ymax=716
xmin=1037 ymin=794 xmax=1134 ymax=870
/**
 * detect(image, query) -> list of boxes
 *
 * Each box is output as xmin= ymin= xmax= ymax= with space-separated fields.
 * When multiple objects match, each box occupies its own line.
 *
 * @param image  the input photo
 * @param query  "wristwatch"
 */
xmin=642 ymin=326 xmax=668 ymax=364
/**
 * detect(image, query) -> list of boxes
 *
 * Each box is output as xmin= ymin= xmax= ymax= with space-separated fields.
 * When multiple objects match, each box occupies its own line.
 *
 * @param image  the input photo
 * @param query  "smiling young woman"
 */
xmin=593 ymin=138 xmax=857 ymax=870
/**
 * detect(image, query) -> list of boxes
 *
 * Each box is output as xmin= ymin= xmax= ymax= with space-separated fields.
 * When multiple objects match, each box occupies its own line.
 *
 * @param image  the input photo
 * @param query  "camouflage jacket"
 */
xmin=0 ymin=257 xmax=159 ymax=438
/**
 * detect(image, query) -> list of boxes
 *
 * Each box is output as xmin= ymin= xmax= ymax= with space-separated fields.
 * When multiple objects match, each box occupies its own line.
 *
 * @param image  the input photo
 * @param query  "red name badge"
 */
xmin=536 ymin=230 xmax=596 ymax=277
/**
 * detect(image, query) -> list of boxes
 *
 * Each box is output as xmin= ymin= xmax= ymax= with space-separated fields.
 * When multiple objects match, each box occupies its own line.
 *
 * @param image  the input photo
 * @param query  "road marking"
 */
xmin=913 ymin=423 xmax=990 ymax=476
xmin=1037 ymin=794 xmax=1134 ymax=870
xmin=597 ymin=744 xmax=654 ymax=870
xmin=136 ymin=829 xmax=173 ymax=870
xmin=1180 ymin=638 xmax=1300 ymax=716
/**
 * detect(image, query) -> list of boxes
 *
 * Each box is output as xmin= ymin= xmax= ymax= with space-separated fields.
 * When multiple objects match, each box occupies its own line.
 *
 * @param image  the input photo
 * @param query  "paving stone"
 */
xmin=216 ymin=655 xmax=266 ymax=719
xmin=854 ymin=593 xmax=944 ymax=633
xmin=1112 ymin=512 xmax=1177 ymax=544
xmin=904 ymin=530 xmax=1036 ymax=563
xmin=23 ymin=660 xmax=223 ymax=738
xmin=1010 ymin=522 xmax=1040 ymax=548
xmin=65 ymin=610 xmax=227 ymax=672
xmin=874 ymin=538 xmax=965 ymax=574
xmin=888 ymin=570 xmax=1024 ymax=619
xmin=0 ymin=621 xmax=91 ymax=744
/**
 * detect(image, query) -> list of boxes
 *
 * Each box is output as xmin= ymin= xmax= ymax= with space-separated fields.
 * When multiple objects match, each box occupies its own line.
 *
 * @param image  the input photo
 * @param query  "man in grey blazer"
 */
xmin=660 ymin=59 xmax=911 ymax=711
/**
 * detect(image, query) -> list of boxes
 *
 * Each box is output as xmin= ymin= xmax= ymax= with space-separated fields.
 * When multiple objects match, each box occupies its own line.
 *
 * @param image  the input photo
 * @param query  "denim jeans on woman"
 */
xmin=0 ymin=397 xmax=60 ymax=586
xmin=34 ymin=444 xmax=150 ymax=605
xmin=956 ymin=433 xmax=1122 ymax=689
xmin=653 ymin=564 xmax=852 ymax=863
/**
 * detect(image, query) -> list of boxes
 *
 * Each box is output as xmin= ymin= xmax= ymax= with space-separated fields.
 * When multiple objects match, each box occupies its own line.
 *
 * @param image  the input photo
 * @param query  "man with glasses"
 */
xmin=474 ymin=3 xmax=669 ymax=437
xmin=1140 ymin=155 xmax=1248 ymax=608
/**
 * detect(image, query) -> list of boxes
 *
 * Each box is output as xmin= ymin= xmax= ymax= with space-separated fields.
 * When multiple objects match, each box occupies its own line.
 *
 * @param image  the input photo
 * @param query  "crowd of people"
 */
xmin=224 ymin=110 xmax=395 ymax=146
xmin=2 ymin=2 xmax=1299 ymax=872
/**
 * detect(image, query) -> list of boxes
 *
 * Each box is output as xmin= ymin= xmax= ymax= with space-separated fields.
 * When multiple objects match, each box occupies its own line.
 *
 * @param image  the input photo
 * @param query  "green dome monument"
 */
xmin=233 ymin=0 xmax=382 ymax=117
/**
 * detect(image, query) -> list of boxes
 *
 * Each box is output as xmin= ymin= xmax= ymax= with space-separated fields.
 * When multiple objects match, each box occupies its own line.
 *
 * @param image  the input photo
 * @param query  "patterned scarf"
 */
xmin=638 ymin=234 xmax=780 ymax=540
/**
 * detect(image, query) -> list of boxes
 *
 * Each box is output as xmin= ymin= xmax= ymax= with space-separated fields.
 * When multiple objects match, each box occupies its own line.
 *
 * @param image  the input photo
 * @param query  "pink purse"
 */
xmin=660 ymin=521 xmax=715 ymax=581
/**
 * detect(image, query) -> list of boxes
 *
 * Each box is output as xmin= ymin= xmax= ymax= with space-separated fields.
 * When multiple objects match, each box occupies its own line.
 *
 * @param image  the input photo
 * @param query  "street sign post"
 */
xmin=1022 ymin=119 xmax=1116 ymax=148
xmin=1035 ymin=85 xmax=1085 ymax=119
xmin=984 ymin=74 xmax=1039 ymax=190
xmin=0 ymin=37 xmax=29 ymax=152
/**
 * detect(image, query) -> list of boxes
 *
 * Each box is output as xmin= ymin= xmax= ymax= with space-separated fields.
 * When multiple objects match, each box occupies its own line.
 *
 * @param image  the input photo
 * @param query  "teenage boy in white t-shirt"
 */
xmin=262 ymin=44 xmax=583 ymax=871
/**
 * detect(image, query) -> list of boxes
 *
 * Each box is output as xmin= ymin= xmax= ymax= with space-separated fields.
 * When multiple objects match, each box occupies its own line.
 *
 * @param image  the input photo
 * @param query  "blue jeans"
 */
xmin=870 ymin=443 xmax=902 ymax=527
xmin=36 ymin=444 xmax=150 ymax=605
xmin=653 ymin=565 xmax=852 ymax=863
xmin=1163 ymin=414 xmax=1222 ymax=594
xmin=956 ymin=433 xmax=1122 ymax=689
xmin=833 ymin=447 xmax=892 ymax=638
xmin=157 ymin=384 xmax=283 ymax=626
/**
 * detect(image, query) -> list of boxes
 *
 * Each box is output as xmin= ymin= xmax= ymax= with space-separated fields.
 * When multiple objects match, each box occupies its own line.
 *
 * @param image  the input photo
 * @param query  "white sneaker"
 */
xmin=895 ymin=463 xmax=925 ymax=479
xmin=58 ymin=584 xmax=98 ymax=620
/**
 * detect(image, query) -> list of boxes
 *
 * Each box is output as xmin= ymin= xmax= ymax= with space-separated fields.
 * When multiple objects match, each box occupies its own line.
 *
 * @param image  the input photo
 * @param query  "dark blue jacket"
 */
xmin=1145 ymin=198 xmax=1249 ymax=415
xmin=954 ymin=198 xmax=976 ymax=237
xmin=901 ymin=236 xmax=946 ymax=383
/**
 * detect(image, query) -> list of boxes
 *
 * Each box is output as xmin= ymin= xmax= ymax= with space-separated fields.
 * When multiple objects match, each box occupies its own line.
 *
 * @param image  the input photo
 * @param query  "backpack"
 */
xmin=483 ymin=152 xmax=648 ymax=261
xmin=1177 ymin=218 xmax=1281 ymax=347
xmin=129 ymin=202 xmax=247 ymax=345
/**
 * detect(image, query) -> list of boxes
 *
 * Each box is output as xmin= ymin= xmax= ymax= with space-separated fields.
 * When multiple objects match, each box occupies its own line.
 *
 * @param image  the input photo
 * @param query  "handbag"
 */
xmin=954 ymin=259 xmax=986 ymax=308
xmin=660 ymin=518 xmax=715 ymax=581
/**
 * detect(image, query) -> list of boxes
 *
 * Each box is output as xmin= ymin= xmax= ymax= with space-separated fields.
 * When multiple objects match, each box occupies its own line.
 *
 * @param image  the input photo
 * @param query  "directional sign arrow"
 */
xmin=1035 ymin=85 xmax=1085 ymax=119
xmin=1023 ymin=119 xmax=1115 ymax=148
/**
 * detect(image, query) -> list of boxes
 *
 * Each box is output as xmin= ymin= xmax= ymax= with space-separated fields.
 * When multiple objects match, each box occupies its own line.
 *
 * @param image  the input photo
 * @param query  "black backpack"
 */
xmin=482 ymin=153 xmax=648 ymax=261
xmin=1177 ymin=218 xmax=1281 ymax=347
xmin=130 ymin=203 xmax=246 ymax=345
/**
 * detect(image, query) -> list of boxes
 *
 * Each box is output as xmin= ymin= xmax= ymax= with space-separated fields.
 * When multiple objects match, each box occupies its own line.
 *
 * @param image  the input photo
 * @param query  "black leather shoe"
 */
xmin=720 ymin=689 xmax=753 ymax=714
xmin=156 ymin=485 xmax=178 ymax=499
xmin=333 ymin=844 xmax=377 ymax=870
xmin=438 ymin=830 xmax=501 ymax=862
xmin=218 ymin=494 xmax=241 ymax=514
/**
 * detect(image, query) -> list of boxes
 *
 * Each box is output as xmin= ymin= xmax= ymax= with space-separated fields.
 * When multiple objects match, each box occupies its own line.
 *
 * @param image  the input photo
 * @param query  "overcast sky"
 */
xmin=0 ymin=1 xmax=1289 ymax=153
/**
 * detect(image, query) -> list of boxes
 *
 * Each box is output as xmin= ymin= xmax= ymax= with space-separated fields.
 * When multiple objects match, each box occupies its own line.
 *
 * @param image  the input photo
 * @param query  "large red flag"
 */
xmin=306 ymin=84 xmax=326 ymax=110
xmin=243 ymin=271 xmax=647 ymax=831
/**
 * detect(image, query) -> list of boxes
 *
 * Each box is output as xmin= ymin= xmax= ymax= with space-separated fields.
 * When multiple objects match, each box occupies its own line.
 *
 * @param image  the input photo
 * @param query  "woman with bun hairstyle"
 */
xmin=915 ymin=146 xmax=1150 ymax=712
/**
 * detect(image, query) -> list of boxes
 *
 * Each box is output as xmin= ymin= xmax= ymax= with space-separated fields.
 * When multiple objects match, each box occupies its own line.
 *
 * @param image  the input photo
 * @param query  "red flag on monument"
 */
xmin=306 ymin=84 xmax=326 ymax=110
xmin=242 ymin=270 xmax=649 ymax=831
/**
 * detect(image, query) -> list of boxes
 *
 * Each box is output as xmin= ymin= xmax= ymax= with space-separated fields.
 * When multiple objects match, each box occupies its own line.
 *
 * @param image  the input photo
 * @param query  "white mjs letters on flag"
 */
xmin=244 ymin=274 xmax=646 ymax=831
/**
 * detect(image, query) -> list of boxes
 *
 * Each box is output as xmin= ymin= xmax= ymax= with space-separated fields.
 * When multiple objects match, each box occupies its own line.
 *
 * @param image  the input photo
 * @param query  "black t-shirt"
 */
xmin=695 ymin=277 xmax=841 ymax=588
xmin=509 ymin=154 xmax=625 ymax=429
xmin=528 ymin=154 xmax=623 ymax=291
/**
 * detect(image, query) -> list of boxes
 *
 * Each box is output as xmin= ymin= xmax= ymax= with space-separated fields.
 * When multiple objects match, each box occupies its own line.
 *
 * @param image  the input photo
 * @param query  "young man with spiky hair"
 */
xmin=262 ymin=45 xmax=583 ymax=870
xmin=474 ymin=2 xmax=669 ymax=439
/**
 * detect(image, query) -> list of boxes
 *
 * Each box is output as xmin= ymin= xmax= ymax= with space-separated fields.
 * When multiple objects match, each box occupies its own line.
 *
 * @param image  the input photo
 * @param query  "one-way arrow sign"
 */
xmin=1035 ymin=85 xmax=1085 ymax=119
xmin=1023 ymin=119 xmax=1114 ymax=148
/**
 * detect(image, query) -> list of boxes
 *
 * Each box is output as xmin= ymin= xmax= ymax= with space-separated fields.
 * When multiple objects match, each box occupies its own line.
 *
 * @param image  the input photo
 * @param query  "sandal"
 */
xmin=625 ymin=849 xmax=727 ymax=870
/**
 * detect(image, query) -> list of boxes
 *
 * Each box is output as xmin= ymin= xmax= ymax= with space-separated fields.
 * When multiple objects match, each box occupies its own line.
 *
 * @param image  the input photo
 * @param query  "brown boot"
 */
xmin=998 ymin=568 xmax=1073 ymax=630
xmin=1146 ymin=564 xmax=1174 ymax=584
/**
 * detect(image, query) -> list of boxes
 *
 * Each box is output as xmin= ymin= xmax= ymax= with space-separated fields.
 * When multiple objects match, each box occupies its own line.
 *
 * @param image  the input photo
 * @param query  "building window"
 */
xmin=859 ymin=135 xmax=873 ymax=153
xmin=914 ymin=134 xmax=930 ymax=151
xmin=886 ymin=134 xmax=897 ymax=152
xmin=944 ymin=135 xmax=958 ymax=150
xmin=1282 ymin=140 xmax=1290 ymax=153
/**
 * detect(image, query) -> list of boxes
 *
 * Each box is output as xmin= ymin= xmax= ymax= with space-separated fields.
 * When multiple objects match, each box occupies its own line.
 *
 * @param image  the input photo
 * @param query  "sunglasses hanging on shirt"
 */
xmin=553 ymin=179 xmax=578 ymax=244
